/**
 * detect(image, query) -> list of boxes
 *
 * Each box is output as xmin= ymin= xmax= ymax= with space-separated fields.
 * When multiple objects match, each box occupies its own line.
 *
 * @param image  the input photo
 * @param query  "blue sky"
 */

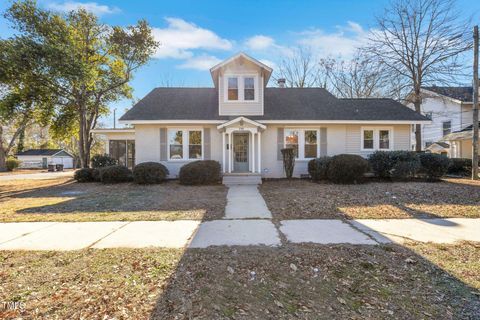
xmin=1 ymin=0 xmax=479 ymax=127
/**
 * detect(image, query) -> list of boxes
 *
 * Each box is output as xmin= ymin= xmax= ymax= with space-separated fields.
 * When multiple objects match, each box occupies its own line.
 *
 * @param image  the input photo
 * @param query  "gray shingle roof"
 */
xmin=120 ymin=87 xmax=429 ymax=122
xmin=422 ymin=86 xmax=473 ymax=102
xmin=16 ymin=149 xmax=63 ymax=156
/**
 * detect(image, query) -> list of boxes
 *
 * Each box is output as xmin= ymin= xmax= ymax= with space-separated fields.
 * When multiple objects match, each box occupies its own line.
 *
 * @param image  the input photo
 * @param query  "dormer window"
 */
xmin=244 ymin=77 xmax=255 ymax=100
xmin=225 ymin=75 xmax=257 ymax=102
xmin=228 ymin=77 xmax=238 ymax=100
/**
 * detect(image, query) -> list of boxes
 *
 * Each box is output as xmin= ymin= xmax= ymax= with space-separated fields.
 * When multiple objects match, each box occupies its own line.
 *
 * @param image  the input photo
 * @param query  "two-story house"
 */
xmin=407 ymin=86 xmax=475 ymax=155
xmin=93 ymin=53 xmax=429 ymax=182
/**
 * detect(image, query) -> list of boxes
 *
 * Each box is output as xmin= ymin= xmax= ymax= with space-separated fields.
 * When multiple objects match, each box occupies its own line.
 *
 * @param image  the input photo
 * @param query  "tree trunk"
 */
xmin=413 ymin=87 xmax=422 ymax=152
xmin=0 ymin=127 xmax=7 ymax=172
xmin=0 ymin=149 xmax=6 ymax=172
xmin=78 ymin=102 xmax=88 ymax=168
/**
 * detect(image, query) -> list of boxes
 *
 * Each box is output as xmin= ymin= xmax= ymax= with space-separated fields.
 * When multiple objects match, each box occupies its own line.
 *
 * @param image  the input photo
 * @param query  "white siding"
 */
xmin=134 ymin=124 xmax=222 ymax=178
xmin=101 ymin=123 xmax=414 ymax=179
xmin=408 ymin=92 xmax=470 ymax=149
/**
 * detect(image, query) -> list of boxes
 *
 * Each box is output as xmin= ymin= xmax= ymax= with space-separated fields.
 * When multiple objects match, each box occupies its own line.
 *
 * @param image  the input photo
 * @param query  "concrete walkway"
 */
xmin=0 ymin=218 xmax=478 ymax=250
xmin=351 ymin=218 xmax=480 ymax=244
xmin=0 ymin=171 xmax=74 ymax=181
xmin=224 ymin=185 xmax=272 ymax=219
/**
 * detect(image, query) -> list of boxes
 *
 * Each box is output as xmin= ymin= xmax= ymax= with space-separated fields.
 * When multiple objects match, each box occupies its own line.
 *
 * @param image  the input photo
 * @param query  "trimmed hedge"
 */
xmin=91 ymin=154 xmax=117 ymax=168
xmin=179 ymin=160 xmax=221 ymax=185
xmin=368 ymin=151 xmax=420 ymax=180
xmin=6 ymin=157 xmax=20 ymax=171
xmin=418 ymin=153 xmax=451 ymax=181
xmin=74 ymin=168 xmax=98 ymax=182
xmin=133 ymin=162 xmax=169 ymax=184
xmin=326 ymin=154 xmax=369 ymax=184
xmin=447 ymin=158 xmax=476 ymax=176
xmin=308 ymin=157 xmax=331 ymax=181
xmin=99 ymin=165 xmax=132 ymax=183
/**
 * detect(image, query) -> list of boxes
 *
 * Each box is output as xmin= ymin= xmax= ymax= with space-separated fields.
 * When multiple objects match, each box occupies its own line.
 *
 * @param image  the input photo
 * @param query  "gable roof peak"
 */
xmin=210 ymin=52 xmax=273 ymax=87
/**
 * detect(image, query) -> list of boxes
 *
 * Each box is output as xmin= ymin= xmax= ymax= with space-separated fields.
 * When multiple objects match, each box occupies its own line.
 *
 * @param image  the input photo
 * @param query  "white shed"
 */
xmin=16 ymin=149 xmax=75 ymax=169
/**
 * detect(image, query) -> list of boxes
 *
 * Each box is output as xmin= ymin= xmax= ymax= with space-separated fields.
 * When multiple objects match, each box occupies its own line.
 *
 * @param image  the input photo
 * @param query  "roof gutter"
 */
xmin=119 ymin=119 xmax=431 ymax=125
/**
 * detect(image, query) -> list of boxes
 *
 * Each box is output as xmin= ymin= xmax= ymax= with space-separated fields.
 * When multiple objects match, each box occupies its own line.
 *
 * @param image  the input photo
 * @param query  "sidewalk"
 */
xmin=0 ymin=218 xmax=479 ymax=250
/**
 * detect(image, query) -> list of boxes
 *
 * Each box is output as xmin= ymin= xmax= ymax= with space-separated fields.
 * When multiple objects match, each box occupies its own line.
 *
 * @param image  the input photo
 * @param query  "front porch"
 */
xmin=218 ymin=117 xmax=265 ymax=184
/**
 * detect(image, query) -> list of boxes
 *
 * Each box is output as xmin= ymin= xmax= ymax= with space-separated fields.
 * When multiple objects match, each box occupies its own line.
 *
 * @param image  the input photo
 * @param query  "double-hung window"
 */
xmin=227 ymin=77 xmax=238 ymax=100
xmin=284 ymin=129 xmax=319 ymax=160
xmin=226 ymin=76 xmax=256 ymax=101
xmin=168 ymin=129 xmax=203 ymax=160
xmin=244 ymin=77 xmax=255 ymax=100
xmin=361 ymin=127 xmax=392 ymax=151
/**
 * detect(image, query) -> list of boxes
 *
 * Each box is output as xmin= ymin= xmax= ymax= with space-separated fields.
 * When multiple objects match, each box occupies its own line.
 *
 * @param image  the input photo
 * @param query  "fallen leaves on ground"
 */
xmin=259 ymin=178 xmax=480 ymax=220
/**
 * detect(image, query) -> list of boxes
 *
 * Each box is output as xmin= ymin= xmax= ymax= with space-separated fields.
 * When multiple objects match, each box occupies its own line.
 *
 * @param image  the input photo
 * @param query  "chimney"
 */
xmin=277 ymin=78 xmax=286 ymax=88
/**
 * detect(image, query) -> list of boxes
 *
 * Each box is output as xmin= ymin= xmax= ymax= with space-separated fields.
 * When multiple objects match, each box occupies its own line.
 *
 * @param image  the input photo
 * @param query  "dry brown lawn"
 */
xmin=1 ymin=243 xmax=478 ymax=319
xmin=0 ymin=178 xmax=227 ymax=222
xmin=260 ymin=178 xmax=480 ymax=220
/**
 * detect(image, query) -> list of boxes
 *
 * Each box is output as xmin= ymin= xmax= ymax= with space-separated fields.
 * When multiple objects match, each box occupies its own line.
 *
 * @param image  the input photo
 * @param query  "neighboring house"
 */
xmin=93 ymin=53 xmax=429 ymax=181
xmin=16 ymin=149 xmax=74 ymax=169
xmin=425 ymin=142 xmax=450 ymax=155
xmin=442 ymin=123 xmax=480 ymax=159
xmin=407 ymin=86 xmax=475 ymax=152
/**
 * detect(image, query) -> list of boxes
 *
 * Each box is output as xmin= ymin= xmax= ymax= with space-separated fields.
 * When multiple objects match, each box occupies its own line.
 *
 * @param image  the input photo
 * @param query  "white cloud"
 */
xmin=47 ymin=1 xmax=120 ymax=15
xmin=178 ymin=55 xmax=222 ymax=70
xmin=245 ymin=35 xmax=275 ymax=51
xmin=153 ymin=18 xmax=233 ymax=59
xmin=297 ymin=21 xmax=369 ymax=58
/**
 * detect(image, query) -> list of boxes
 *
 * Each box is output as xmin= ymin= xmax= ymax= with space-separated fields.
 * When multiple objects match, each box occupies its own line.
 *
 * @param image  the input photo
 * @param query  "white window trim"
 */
xmin=224 ymin=74 xmax=259 ymax=103
xmin=167 ymin=128 xmax=204 ymax=161
xmin=284 ymin=128 xmax=320 ymax=160
xmin=360 ymin=127 xmax=394 ymax=151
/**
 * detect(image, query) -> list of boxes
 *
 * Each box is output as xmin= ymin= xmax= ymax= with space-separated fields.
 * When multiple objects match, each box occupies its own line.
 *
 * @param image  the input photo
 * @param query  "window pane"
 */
xmin=169 ymin=130 xmax=183 ymax=159
xmin=285 ymin=130 xmax=299 ymax=144
xmin=285 ymin=130 xmax=299 ymax=157
xmin=363 ymin=130 xmax=374 ymax=149
xmin=443 ymin=121 xmax=451 ymax=136
xmin=304 ymin=130 xmax=317 ymax=158
xmin=379 ymin=130 xmax=389 ymax=149
xmin=305 ymin=130 xmax=317 ymax=144
xmin=116 ymin=141 xmax=126 ymax=165
xmin=304 ymin=145 xmax=317 ymax=158
xmin=127 ymin=140 xmax=135 ymax=168
xmin=168 ymin=130 xmax=183 ymax=145
xmin=189 ymin=130 xmax=202 ymax=159
xmin=244 ymin=77 xmax=254 ymax=100
xmin=228 ymin=77 xmax=238 ymax=100
xmin=169 ymin=145 xmax=183 ymax=159
xmin=189 ymin=145 xmax=202 ymax=159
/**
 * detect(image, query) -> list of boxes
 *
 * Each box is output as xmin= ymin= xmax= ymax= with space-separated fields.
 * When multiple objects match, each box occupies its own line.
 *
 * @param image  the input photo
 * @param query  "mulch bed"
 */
xmin=259 ymin=178 xmax=480 ymax=220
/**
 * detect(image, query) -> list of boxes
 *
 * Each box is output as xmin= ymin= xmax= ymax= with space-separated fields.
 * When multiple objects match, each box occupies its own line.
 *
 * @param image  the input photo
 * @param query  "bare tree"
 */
xmin=320 ymin=54 xmax=394 ymax=98
xmin=273 ymin=47 xmax=327 ymax=88
xmin=364 ymin=0 xmax=471 ymax=151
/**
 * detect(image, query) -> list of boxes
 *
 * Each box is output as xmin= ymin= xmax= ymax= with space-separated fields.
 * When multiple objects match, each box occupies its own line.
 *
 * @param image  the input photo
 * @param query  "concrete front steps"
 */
xmin=222 ymin=173 xmax=262 ymax=185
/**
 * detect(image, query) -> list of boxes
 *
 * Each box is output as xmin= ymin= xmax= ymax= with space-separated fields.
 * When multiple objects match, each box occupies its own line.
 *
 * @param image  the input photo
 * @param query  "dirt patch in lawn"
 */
xmin=0 ymin=178 xmax=227 ymax=222
xmin=259 ymin=178 xmax=480 ymax=220
xmin=2 ymin=244 xmax=478 ymax=319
